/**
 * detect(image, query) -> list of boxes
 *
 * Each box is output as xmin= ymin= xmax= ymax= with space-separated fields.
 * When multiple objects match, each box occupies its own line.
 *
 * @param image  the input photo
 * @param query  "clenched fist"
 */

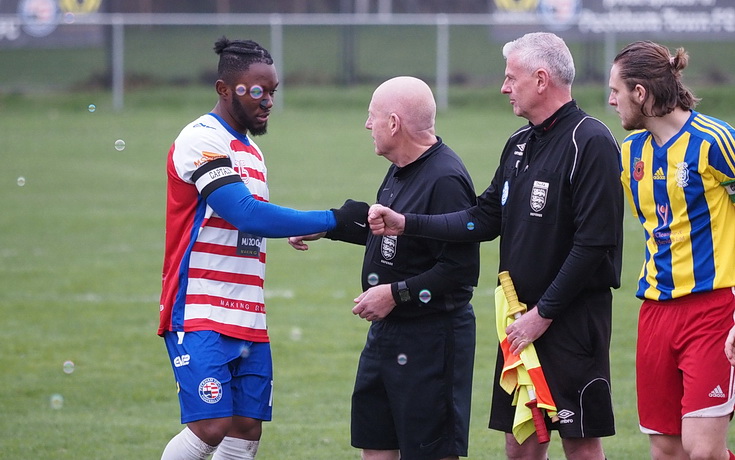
xmin=368 ymin=204 xmax=406 ymax=236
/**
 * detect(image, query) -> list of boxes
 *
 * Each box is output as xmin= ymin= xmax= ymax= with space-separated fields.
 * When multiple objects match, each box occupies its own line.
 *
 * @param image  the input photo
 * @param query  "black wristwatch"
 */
xmin=396 ymin=281 xmax=411 ymax=303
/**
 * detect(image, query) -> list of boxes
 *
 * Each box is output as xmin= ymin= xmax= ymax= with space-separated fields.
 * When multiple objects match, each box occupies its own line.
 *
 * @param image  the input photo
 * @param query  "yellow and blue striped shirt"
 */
xmin=621 ymin=111 xmax=735 ymax=300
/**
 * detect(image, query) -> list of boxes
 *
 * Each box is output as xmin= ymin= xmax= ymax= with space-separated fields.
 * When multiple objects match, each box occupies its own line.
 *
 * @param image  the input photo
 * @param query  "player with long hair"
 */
xmin=609 ymin=40 xmax=735 ymax=460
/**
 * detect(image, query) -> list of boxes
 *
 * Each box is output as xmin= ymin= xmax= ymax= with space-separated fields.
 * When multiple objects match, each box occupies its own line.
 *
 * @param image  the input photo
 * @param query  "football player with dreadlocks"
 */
xmin=158 ymin=37 xmax=365 ymax=460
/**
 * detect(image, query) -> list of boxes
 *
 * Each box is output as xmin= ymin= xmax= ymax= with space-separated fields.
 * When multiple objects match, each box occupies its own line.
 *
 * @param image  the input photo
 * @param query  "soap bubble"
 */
xmin=87 ymin=104 xmax=96 ymax=113
xmin=290 ymin=326 xmax=302 ymax=341
xmin=418 ymin=289 xmax=432 ymax=303
xmin=240 ymin=345 xmax=251 ymax=359
xmin=367 ymin=273 xmax=379 ymax=286
xmin=114 ymin=139 xmax=126 ymax=151
xmin=50 ymin=394 xmax=64 ymax=409
xmin=397 ymin=353 xmax=408 ymax=365
xmin=235 ymin=84 xmax=247 ymax=96
xmin=17 ymin=177 xmax=26 ymax=187
xmin=249 ymin=85 xmax=263 ymax=99
xmin=62 ymin=360 xmax=75 ymax=374
xmin=466 ymin=222 xmax=475 ymax=231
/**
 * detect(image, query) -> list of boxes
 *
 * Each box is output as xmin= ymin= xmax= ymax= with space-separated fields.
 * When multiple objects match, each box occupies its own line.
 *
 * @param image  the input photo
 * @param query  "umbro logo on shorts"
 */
xmin=709 ymin=385 xmax=727 ymax=398
xmin=557 ymin=409 xmax=575 ymax=424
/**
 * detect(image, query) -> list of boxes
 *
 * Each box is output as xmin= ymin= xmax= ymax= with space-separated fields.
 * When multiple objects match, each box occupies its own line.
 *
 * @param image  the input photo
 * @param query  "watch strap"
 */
xmin=393 ymin=280 xmax=411 ymax=303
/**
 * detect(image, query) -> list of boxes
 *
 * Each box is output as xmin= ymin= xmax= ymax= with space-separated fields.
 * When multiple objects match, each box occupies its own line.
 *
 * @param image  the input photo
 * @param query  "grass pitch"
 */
xmin=1 ymin=84 xmax=734 ymax=459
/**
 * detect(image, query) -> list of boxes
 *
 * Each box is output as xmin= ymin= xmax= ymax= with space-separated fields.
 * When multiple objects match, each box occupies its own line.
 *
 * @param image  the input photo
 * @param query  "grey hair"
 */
xmin=502 ymin=32 xmax=575 ymax=87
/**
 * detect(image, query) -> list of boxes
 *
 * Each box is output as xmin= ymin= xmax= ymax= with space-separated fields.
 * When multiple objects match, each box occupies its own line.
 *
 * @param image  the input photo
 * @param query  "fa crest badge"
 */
xmin=530 ymin=180 xmax=549 ymax=213
xmin=381 ymin=235 xmax=397 ymax=261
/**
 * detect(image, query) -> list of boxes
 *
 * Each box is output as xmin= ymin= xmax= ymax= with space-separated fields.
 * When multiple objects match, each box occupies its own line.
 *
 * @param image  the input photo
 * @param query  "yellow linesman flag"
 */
xmin=495 ymin=285 xmax=557 ymax=443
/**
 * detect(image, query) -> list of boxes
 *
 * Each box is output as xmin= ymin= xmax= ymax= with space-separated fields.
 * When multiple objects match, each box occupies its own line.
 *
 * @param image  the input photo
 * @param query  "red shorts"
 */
xmin=637 ymin=287 xmax=735 ymax=435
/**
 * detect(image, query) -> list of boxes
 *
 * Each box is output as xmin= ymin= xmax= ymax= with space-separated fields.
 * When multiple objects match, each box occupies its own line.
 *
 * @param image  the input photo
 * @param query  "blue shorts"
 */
xmin=163 ymin=330 xmax=273 ymax=424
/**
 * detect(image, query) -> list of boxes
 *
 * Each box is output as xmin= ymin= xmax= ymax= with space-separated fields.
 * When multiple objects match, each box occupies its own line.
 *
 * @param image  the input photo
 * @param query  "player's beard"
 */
xmin=232 ymin=95 xmax=268 ymax=136
xmin=622 ymin=96 xmax=648 ymax=131
xmin=622 ymin=111 xmax=647 ymax=132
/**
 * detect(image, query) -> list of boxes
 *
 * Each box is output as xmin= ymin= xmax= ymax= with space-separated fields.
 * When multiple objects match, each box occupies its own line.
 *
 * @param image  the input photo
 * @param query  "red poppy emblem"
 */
xmin=633 ymin=160 xmax=645 ymax=181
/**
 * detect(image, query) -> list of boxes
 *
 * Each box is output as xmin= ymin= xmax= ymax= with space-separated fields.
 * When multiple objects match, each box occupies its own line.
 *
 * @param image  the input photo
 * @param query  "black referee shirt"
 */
xmin=328 ymin=138 xmax=480 ymax=319
xmin=405 ymin=102 xmax=623 ymax=319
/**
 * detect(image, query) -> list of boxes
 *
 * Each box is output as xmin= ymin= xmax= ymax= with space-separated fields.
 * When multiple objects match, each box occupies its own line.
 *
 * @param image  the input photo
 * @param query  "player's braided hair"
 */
xmin=613 ymin=41 xmax=700 ymax=117
xmin=214 ymin=37 xmax=273 ymax=83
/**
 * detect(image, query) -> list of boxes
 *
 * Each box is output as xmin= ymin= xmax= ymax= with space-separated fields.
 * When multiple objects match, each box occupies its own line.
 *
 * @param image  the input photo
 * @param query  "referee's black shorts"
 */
xmin=489 ymin=289 xmax=615 ymax=439
xmin=351 ymin=304 xmax=476 ymax=460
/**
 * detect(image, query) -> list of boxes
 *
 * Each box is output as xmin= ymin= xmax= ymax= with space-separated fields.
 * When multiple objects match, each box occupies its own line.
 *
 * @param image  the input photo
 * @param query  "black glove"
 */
xmin=328 ymin=199 xmax=370 ymax=244
xmin=332 ymin=199 xmax=370 ymax=230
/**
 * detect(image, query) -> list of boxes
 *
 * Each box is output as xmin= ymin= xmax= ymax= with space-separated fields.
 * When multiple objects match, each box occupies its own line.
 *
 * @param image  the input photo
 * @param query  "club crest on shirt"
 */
xmin=675 ymin=162 xmax=689 ymax=188
xmin=530 ymin=180 xmax=549 ymax=215
xmin=381 ymin=235 xmax=397 ymax=262
xmin=514 ymin=143 xmax=526 ymax=156
xmin=233 ymin=159 xmax=251 ymax=183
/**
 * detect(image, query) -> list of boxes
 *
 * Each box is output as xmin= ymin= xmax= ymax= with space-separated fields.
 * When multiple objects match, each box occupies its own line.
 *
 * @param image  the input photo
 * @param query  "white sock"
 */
xmin=161 ymin=426 xmax=218 ymax=460
xmin=211 ymin=437 xmax=259 ymax=460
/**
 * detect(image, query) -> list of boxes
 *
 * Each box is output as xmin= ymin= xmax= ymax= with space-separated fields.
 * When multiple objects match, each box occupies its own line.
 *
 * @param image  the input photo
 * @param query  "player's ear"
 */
xmin=633 ymin=84 xmax=646 ymax=104
xmin=215 ymin=80 xmax=229 ymax=99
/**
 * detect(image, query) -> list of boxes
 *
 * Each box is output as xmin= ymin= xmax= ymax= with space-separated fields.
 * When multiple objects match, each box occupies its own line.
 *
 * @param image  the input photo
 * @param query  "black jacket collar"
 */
xmin=529 ymin=100 xmax=578 ymax=139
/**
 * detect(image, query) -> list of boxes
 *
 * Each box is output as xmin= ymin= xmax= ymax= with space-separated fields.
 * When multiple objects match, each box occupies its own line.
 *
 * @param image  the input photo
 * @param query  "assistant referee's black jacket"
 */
xmin=327 ymin=138 xmax=480 ymax=319
xmin=404 ymin=101 xmax=623 ymax=319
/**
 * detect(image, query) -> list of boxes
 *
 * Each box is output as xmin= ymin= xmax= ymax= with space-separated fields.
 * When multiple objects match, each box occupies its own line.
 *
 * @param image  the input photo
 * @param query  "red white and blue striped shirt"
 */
xmin=160 ymin=113 xmax=272 ymax=342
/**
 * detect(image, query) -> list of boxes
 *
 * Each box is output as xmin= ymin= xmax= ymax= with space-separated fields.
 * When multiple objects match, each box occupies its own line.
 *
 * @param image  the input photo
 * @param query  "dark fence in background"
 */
xmin=1 ymin=0 xmax=733 ymax=110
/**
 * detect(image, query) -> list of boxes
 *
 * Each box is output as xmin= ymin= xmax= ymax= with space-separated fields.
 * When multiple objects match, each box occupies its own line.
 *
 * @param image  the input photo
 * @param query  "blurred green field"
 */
xmin=2 ymin=83 xmax=735 ymax=459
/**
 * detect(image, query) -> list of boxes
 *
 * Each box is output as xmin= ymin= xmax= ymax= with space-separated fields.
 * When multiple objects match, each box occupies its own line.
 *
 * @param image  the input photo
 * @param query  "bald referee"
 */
xmin=290 ymin=76 xmax=480 ymax=460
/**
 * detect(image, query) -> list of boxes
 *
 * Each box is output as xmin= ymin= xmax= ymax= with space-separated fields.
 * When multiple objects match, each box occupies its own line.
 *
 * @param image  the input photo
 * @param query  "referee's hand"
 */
xmin=368 ymin=204 xmax=405 ymax=236
xmin=353 ymin=284 xmax=395 ymax=322
xmin=506 ymin=307 xmax=552 ymax=356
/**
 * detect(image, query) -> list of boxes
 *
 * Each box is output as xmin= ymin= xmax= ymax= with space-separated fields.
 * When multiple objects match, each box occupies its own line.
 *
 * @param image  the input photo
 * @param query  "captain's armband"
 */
xmin=192 ymin=157 xmax=241 ymax=199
